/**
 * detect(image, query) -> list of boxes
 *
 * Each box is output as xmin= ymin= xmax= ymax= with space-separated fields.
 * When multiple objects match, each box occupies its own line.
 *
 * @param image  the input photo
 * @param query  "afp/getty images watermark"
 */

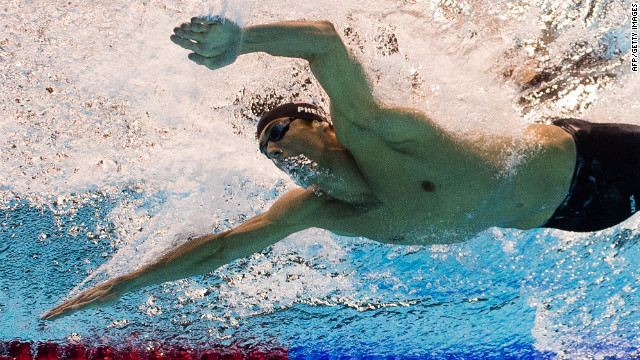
xmin=633 ymin=2 xmax=638 ymax=72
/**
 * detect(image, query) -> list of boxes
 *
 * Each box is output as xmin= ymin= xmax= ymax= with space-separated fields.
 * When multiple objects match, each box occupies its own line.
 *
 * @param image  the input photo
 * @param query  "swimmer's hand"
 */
xmin=41 ymin=277 xmax=127 ymax=321
xmin=170 ymin=17 xmax=242 ymax=70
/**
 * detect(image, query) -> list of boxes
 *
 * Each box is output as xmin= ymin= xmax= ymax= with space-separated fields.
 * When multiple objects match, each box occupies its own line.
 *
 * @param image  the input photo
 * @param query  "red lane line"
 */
xmin=1 ymin=341 xmax=288 ymax=360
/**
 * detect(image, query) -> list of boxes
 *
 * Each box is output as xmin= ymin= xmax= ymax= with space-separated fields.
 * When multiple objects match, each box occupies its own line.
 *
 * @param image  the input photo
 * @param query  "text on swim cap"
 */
xmin=298 ymin=106 xmax=320 ymax=115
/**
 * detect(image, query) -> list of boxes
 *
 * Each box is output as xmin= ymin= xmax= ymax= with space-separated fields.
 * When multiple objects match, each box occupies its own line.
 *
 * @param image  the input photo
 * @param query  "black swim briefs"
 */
xmin=543 ymin=118 xmax=640 ymax=232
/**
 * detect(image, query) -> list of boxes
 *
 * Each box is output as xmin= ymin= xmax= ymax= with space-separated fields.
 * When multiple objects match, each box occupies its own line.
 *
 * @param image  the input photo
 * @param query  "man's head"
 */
xmin=257 ymin=102 xmax=331 ymax=156
xmin=257 ymin=102 xmax=338 ymax=188
xmin=256 ymin=102 xmax=368 ymax=199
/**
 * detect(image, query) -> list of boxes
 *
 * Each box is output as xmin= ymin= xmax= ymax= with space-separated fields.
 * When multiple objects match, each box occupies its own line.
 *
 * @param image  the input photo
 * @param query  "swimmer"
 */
xmin=42 ymin=17 xmax=640 ymax=320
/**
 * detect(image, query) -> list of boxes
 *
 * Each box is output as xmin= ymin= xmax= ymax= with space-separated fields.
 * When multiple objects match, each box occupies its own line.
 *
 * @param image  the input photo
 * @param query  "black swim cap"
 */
xmin=256 ymin=102 xmax=328 ymax=139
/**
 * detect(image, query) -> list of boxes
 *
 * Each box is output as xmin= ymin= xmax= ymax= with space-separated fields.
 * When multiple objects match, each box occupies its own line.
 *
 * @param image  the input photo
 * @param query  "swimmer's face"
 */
xmin=259 ymin=117 xmax=296 ymax=156
xmin=259 ymin=117 xmax=334 ymax=187
xmin=259 ymin=117 xmax=329 ymax=160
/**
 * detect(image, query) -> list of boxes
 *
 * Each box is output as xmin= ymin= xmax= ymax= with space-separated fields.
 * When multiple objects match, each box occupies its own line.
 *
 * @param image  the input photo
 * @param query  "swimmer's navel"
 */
xmin=421 ymin=181 xmax=436 ymax=192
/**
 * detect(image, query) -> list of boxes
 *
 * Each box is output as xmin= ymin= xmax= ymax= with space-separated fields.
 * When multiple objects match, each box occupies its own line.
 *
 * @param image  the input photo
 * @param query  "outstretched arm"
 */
xmin=170 ymin=18 xmax=378 ymax=131
xmin=42 ymin=188 xmax=317 ymax=320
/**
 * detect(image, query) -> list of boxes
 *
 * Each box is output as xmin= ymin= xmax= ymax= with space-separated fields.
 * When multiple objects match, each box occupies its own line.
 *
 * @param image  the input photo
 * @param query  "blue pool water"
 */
xmin=2 ymin=0 xmax=639 ymax=358
xmin=4 ymin=190 xmax=640 ymax=358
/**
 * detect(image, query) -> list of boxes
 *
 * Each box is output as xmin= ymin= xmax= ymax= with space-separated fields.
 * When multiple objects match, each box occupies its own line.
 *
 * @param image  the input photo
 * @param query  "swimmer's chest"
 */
xmin=341 ymin=128 xmax=493 ymax=217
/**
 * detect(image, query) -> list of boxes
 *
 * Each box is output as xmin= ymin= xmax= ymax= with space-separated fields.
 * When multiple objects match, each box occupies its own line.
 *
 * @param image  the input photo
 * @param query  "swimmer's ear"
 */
xmin=314 ymin=120 xmax=334 ymax=131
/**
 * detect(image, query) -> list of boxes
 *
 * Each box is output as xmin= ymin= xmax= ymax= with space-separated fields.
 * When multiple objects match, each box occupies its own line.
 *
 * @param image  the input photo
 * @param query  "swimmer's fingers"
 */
xmin=173 ymin=17 xmax=241 ymax=59
xmin=171 ymin=35 xmax=230 ymax=58
xmin=42 ymin=295 xmax=117 ymax=321
xmin=42 ymin=296 xmax=103 ymax=321
xmin=188 ymin=52 xmax=237 ymax=70
xmin=41 ymin=300 xmax=85 ymax=321
xmin=173 ymin=27 xmax=206 ymax=43
xmin=191 ymin=16 xmax=225 ymax=25
xmin=170 ymin=35 xmax=203 ymax=53
xmin=41 ymin=280 xmax=122 ymax=321
xmin=188 ymin=53 xmax=209 ymax=66
xmin=172 ymin=30 xmax=237 ymax=57
xmin=181 ymin=22 xmax=207 ymax=33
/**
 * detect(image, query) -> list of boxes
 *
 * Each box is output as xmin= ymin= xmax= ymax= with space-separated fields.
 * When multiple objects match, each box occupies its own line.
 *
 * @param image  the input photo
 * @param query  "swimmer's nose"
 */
xmin=266 ymin=144 xmax=283 ymax=159
xmin=268 ymin=150 xmax=282 ymax=159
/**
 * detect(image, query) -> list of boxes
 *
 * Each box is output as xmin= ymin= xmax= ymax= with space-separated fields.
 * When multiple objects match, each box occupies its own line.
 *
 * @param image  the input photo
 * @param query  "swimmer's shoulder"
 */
xmin=524 ymin=123 xmax=575 ymax=151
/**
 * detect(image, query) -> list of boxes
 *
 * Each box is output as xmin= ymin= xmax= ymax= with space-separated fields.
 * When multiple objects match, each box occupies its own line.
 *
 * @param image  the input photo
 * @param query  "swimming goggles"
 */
xmin=259 ymin=117 xmax=294 ymax=155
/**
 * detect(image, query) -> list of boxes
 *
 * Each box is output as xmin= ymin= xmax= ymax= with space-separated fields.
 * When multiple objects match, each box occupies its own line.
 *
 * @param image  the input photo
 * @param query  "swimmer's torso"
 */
xmin=313 ymin=109 xmax=577 ymax=244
